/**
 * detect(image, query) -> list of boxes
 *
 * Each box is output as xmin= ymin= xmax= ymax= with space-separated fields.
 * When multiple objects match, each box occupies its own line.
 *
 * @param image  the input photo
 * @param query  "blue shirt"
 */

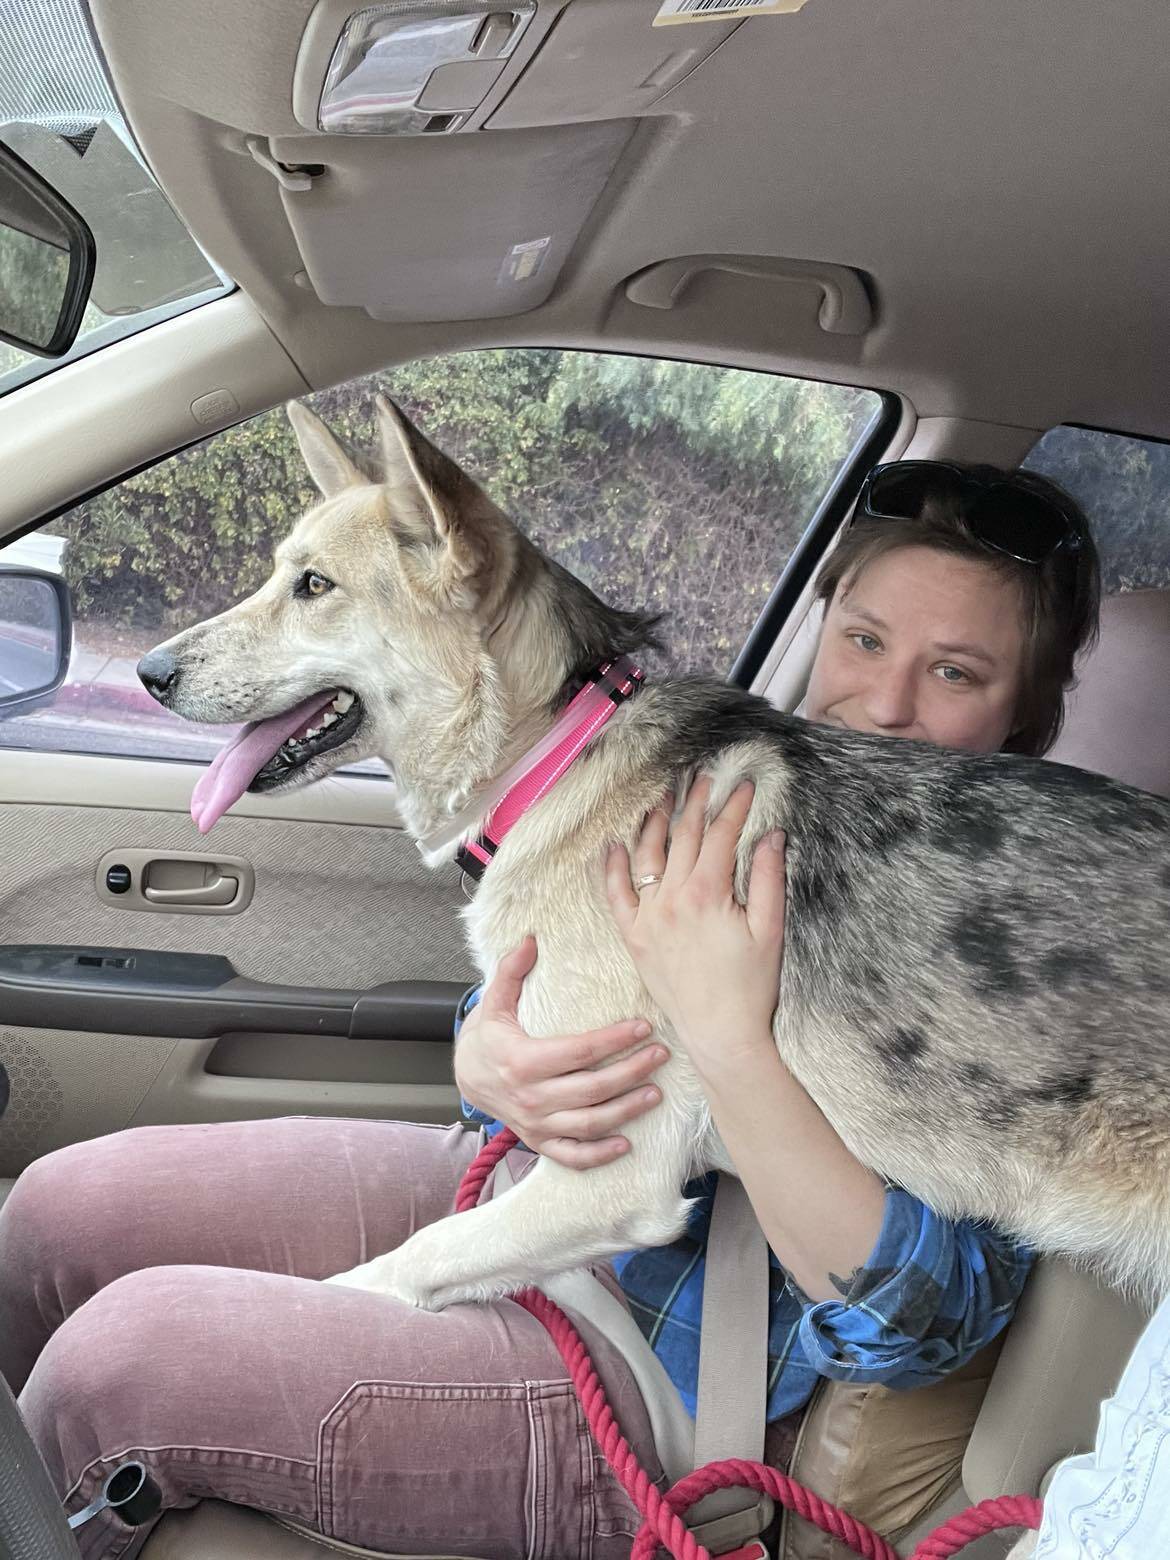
xmin=454 ymin=986 xmax=1033 ymax=1421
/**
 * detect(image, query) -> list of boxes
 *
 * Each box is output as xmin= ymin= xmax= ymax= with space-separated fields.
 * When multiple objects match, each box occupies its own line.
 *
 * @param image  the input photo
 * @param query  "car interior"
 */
xmin=1 ymin=1 xmax=1168 ymax=1558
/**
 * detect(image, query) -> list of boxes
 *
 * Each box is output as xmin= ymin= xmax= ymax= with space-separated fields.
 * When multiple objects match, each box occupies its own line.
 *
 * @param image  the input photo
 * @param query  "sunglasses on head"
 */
xmin=853 ymin=461 xmax=1083 ymax=565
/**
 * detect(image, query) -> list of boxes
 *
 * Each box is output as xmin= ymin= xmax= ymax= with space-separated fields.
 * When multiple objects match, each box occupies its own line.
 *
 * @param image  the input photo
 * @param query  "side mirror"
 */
xmin=0 ymin=139 xmax=96 ymax=358
xmin=0 ymin=566 xmax=72 ymax=717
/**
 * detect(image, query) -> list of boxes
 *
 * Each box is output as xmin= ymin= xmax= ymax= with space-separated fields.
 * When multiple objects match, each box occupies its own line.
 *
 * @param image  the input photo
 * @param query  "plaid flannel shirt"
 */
xmin=455 ymin=985 xmax=1033 ymax=1421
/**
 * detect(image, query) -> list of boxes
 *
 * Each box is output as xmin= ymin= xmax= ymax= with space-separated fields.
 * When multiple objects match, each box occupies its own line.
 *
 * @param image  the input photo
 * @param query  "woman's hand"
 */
xmin=609 ymin=778 xmax=888 ymax=1300
xmin=454 ymin=937 xmax=670 ymax=1169
xmin=605 ymin=777 xmax=786 ymax=1077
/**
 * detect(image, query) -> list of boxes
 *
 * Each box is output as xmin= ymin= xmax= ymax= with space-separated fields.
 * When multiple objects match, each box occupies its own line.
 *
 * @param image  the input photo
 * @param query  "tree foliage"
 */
xmin=1025 ymin=428 xmax=1170 ymax=595
xmin=38 ymin=348 xmax=1170 ymax=678
xmin=0 ymin=224 xmax=70 ymax=350
xmin=56 ymin=349 xmax=878 ymax=673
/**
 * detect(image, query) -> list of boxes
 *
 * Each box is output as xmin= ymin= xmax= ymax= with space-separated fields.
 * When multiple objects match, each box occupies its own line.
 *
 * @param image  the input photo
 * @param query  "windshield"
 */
xmin=0 ymin=0 xmax=228 ymax=394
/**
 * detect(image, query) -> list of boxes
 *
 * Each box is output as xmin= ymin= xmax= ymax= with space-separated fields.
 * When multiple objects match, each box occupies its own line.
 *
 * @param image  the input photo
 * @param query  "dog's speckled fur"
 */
xmin=147 ymin=397 xmax=1170 ymax=1309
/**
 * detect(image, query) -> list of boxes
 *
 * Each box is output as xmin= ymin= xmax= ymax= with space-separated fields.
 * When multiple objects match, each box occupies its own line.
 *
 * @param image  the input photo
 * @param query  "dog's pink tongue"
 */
xmin=191 ymin=691 xmax=337 ymax=834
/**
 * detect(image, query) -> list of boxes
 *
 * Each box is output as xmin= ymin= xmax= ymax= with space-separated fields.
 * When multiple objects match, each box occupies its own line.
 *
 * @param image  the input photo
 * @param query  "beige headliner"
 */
xmin=81 ymin=0 xmax=1170 ymax=442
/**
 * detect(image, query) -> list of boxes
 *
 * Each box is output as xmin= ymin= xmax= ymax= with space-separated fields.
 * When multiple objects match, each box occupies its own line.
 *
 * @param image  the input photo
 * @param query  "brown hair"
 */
xmin=814 ymin=465 xmax=1101 ymax=756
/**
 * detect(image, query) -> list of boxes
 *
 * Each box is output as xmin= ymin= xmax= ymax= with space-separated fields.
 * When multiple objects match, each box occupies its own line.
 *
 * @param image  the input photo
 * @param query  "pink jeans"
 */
xmin=0 ymin=1117 xmax=663 ymax=1560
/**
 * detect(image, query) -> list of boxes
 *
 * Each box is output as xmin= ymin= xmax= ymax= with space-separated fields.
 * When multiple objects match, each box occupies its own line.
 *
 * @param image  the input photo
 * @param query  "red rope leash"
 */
xmin=457 ymin=1131 xmax=1041 ymax=1559
xmin=908 ymin=1499 xmax=1043 ymax=1558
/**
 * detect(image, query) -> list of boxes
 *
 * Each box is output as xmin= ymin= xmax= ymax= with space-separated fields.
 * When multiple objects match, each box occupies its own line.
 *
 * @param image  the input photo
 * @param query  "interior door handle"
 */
xmin=96 ymin=849 xmax=256 ymax=915
xmin=143 ymin=872 xmax=239 ymax=907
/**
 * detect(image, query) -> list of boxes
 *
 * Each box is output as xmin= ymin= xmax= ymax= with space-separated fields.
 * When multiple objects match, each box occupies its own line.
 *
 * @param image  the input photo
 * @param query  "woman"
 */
xmin=0 ymin=461 xmax=1099 ymax=1559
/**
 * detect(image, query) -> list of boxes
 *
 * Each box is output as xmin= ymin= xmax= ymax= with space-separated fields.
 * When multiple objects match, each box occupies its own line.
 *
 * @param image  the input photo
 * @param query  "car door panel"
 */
xmin=0 ymin=751 xmax=473 ymax=1180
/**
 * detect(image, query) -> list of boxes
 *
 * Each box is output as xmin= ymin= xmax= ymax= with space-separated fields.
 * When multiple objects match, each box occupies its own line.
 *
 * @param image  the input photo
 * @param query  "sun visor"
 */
xmin=267 ymin=120 xmax=631 ymax=322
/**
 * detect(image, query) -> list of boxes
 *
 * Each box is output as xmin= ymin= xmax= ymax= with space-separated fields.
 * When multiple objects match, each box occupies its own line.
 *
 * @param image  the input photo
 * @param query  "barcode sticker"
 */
xmin=653 ymin=0 xmax=809 ymax=25
xmin=498 ymin=236 xmax=552 ymax=286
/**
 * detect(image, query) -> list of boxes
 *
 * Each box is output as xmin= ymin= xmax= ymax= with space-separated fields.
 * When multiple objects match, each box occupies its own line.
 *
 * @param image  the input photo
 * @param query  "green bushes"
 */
xmin=56 ymin=350 xmax=878 ymax=673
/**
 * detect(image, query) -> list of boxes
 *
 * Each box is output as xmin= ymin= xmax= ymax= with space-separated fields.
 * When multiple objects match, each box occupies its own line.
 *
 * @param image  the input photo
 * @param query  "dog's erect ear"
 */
xmin=375 ymin=393 xmax=491 ymax=580
xmin=287 ymin=402 xmax=367 ymax=499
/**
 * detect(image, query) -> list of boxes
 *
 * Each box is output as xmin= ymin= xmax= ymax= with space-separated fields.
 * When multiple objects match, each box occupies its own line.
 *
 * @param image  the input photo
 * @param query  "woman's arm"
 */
xmin=454 ymin=939 xmax=670 ymax=1168
xmin=798 ymin=1195 xmax=1033 ymax=1382
xmin=606 ymin=777 xmax=887 ymax=1303
xmin=688 ymin=1044 xmax=889 ymax=1304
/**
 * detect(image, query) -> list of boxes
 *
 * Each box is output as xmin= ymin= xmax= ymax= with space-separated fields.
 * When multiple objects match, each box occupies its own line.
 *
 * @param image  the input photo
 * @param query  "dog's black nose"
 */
xmin=137 ymin=648 xmax=180 ymax=703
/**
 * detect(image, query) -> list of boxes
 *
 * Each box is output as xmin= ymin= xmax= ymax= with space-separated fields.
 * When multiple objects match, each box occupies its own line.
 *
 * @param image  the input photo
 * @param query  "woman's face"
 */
xmin=803 ymin=545 xmax=1027 ymax=753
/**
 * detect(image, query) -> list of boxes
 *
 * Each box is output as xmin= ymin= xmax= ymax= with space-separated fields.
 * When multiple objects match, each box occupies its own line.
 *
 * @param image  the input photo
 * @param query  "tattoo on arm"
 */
xmin=829 ymin=1268 xmax=860 ymax=1299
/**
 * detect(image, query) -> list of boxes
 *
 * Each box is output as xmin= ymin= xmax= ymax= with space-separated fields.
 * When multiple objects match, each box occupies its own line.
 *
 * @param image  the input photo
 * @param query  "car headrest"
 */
xmin=1046 ymin=589 xmax=1170 ymax=797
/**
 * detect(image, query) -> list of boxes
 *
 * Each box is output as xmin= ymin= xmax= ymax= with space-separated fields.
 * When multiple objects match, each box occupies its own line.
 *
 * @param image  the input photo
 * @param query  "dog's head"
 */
xmin=139 ymin=395 xmax=657 ymax=834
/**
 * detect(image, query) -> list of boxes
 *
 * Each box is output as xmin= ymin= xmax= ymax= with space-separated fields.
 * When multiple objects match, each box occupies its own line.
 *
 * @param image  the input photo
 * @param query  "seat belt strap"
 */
xmin=489 ymin=1146 xmax=774 ymax=1554
xmin=687 ymin=1173 xmax=775 ymax=1552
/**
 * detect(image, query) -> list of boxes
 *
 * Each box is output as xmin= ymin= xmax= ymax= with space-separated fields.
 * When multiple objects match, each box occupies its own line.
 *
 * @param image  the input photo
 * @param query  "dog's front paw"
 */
xmin=322 ymin=1254 xmax=439 ymax=1310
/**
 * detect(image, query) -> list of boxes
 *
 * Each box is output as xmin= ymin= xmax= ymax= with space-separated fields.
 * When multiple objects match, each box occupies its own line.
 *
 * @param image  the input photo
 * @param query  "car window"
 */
xmin=0 ymin=348 xmax=880 ymax=765
xmin=1023 ymin=426 xmax=1170 ymax=594
xmin=0 ymin=0 xmax=227 ymax=395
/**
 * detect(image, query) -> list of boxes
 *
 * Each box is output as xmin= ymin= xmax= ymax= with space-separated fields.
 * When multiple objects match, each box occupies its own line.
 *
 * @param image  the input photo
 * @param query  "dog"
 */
xmin=138 ymin=394 xmax=1170 ymax=1309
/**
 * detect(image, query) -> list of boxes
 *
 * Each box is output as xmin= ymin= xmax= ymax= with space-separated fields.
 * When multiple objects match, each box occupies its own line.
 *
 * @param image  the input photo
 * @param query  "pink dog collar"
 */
xmin=455 ymin=658 xmax=644 ymax=884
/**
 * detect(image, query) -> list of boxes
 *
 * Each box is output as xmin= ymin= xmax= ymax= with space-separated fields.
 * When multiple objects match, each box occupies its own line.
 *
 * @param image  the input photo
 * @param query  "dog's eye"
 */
xmin=296 ymin=570 xmax=335 ymax=599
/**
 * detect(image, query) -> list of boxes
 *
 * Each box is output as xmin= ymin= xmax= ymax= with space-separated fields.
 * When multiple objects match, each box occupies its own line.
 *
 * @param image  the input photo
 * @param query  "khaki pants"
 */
xmin=779 ymin=1339 xmax=1005 ymax=1559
